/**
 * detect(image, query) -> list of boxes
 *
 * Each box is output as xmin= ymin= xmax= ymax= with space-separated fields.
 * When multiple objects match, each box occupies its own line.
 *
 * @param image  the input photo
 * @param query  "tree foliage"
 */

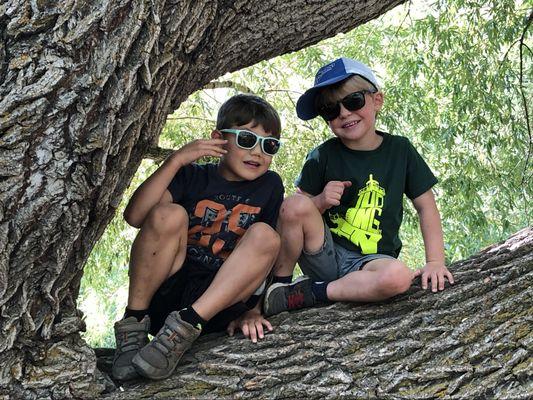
xmin=79 ymin=0 xmax=532 ymax=347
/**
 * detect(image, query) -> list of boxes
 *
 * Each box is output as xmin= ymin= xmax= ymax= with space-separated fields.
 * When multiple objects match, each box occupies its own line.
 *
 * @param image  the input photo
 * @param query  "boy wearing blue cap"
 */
xmin=264 ymin=58 xmax=454 ymax=316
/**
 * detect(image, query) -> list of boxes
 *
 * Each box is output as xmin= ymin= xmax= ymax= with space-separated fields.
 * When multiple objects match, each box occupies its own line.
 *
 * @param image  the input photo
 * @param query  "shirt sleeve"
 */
xmin=294 ymin=148 xmax=325 ymax=196
xmin=259 ymin=172 xmax=285 ymax=229
xmin=167 ymin=163 xmax=196 ymax=203
xmin=404 ymin=140 xmax=438 ymax=199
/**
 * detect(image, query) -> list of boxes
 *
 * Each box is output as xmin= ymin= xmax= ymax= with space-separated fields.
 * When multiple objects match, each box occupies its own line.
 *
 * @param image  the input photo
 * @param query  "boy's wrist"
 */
xmin=167 ymin=152 xmax=186 ymax=170
xmin=425 ymin=259 xmax=445 ymax=265
xmin=312 ymin=194 xmax=325 ymax=214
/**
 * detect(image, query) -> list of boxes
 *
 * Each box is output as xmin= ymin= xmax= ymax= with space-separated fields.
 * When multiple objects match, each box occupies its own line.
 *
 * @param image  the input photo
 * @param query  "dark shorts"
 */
xmin=298 ymin=221 xmax=395 ymax=282
xmin=148 ymin=261 xmax=261 ymax=335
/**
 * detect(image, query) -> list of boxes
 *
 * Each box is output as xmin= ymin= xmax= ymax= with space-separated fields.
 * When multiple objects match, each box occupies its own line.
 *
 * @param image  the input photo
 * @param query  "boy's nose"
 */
xmin=250 ymin=142 xmax=262 ymax=155
xmin=338 ymin=103 xmax=352 ymax=118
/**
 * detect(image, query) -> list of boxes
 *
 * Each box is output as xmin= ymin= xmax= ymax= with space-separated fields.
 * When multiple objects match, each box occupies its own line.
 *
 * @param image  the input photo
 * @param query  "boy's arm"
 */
xmin=226 ymin=301 xmax=273 ymax=343
xmin=124 ymin=138 xmax=227 ymax=228
xmin=411 ymin=190 xmax=455 ymax=292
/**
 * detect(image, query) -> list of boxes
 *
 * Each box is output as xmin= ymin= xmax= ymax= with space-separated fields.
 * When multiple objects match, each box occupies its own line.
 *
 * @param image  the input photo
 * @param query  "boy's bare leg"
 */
xmin=192 ymin=222 xmax=280 ymax=320
xmin=113 ymin=203 xmax=188 ymax=380
xmin=327 ymin=258 xmax=414 ymax=302
xmin=275 ymin=195 xmax=413 ymax=302
xmin=127 ymin=203 xmax=188 ymax=310
xmin=272 ymin=194 xmax=325 ymax=277
xmin=131 ymin=222 xmax=280 ymax=380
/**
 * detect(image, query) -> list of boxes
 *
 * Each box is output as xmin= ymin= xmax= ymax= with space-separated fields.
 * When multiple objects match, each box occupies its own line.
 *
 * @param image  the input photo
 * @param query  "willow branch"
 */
xmin=202 ymin=81 xmax=254 ymax=93
xmin=518 ymin=10 xmax=532 ymax=189
xmin=144 ymin=146 xmax=174 ymax=162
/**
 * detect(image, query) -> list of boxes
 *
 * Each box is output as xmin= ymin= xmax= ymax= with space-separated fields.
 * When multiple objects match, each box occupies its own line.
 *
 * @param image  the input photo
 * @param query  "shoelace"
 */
xmin=152 ymin=326 xmax=183 ymax=355
xmin=119 ymin=330 xmax=145 ymax=353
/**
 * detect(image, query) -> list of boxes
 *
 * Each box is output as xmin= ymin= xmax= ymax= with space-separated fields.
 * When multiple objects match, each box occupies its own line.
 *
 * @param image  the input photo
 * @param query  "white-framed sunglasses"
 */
xmin=220 ymin=129 xmax=282 ymax=156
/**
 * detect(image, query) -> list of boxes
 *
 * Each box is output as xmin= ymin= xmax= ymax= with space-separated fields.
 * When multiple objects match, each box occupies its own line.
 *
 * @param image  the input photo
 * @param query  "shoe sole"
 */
xmin=112 ymin=365 xmax=140 ymax=381
xmin=132 ymin=352 xmax=181 ymax=380
xmin=263 ymin=275 xmax=310 ymax=317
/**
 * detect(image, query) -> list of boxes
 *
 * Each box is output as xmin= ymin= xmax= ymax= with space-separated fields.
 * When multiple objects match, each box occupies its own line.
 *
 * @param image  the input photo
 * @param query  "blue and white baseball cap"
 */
xmin=296 ymin=57 xmax=380 ymax=120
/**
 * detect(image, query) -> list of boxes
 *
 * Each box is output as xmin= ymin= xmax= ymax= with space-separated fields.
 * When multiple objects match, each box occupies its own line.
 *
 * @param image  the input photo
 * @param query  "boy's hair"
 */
xmin=315 ymin=75 xmax=379 ymax=110
xmin=216 ymin=94 xmax=281 ymax=139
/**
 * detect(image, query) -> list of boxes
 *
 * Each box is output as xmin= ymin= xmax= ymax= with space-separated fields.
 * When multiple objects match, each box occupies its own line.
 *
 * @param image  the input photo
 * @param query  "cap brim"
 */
xmin=296 ymin=73 xmax=355 ymax=120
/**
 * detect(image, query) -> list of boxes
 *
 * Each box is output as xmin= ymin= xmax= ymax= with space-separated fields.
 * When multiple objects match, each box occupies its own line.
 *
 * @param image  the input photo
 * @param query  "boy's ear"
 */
xmin=211 ymin=129 xmax=222 ymax=139
xmin=373 ymin=92 xmax=384 ymax=111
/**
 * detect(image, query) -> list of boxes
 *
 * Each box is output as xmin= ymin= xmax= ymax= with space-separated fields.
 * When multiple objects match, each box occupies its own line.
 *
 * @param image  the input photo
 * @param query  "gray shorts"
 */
xmin=298 ymin=221 xmax=395 ymax=282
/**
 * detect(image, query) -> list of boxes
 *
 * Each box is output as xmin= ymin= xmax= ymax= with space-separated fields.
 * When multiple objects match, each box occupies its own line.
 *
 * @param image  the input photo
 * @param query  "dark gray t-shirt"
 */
xmin=168 ymin=163 xmax=284 ymax=270
xmin=296 ymin=132 xmax=437 ymax=257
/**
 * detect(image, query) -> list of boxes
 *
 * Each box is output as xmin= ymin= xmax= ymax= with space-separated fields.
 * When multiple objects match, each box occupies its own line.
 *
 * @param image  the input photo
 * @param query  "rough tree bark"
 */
xmin=0 ymin=0 xmax=407 ymax=398
xmin=95 ymin=228 xmax=532 ymax=399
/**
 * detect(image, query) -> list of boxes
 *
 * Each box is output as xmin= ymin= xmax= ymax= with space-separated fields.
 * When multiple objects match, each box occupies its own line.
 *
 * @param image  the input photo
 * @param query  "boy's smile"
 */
xmin=214 ymin=121 xmax=275 ymax=181
xmin=341 ymin=119 xmax=361 ymax=129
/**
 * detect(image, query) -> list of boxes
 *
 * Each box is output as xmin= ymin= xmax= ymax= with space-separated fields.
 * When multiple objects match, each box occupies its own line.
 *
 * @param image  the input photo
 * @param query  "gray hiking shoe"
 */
xmin=132 ymin=310 xmax=201 ymax=380
xmin=112 ymin=316 xmax=150 ymax=380
xmin=263 ymin=276 xmax=316 ymax=316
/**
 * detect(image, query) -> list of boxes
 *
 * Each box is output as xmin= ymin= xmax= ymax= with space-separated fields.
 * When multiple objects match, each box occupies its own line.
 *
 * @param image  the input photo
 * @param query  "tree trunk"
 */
xmin=0 ymin=0 xmax=407 ymax=398
xmin=95 ymin=228 xmax=532 ymax=399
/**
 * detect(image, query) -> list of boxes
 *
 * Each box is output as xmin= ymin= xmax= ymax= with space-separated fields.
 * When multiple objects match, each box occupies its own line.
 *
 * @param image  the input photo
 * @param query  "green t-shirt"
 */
xmin=296 ymin=131 xmax=437 ymax=257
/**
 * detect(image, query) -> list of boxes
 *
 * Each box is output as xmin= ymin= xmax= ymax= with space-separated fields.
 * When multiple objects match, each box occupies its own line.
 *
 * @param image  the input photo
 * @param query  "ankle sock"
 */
xmin=311 ymin=281 xmax=329 ymax=302
xmin=179 ymin=306 xmax=207 ymax=329
xmin=272 ymin=275 xmax=293 ymax=284
xmin=124 ymin=307 xmax=149 ymax=322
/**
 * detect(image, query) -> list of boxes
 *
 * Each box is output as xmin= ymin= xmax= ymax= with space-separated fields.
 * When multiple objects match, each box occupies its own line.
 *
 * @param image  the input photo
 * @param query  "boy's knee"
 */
xmin=279 ymin=194 xmax=316 ymax=222
xmin=378 ymin=260 xmax=413 ymax=297
xmin=144 ymin=203 xmax=188 ymax=235
xmin=246 ymin=223 xmax=280 ymax=254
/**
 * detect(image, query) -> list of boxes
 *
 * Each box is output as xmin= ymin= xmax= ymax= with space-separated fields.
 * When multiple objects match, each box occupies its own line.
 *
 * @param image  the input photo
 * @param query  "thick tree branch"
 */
xmin=96 ymin=228 xmax=532 ymax=399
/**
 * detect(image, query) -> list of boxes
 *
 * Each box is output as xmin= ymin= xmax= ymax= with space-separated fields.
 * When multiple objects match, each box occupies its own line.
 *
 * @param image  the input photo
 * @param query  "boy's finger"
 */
xmin=438 ymin=273 xmax=445 ymax=290
xmin=331 ymin=182 xmax=346 ymax=192
xmin=205 ymin=151 xmax=225 ymax=158
xmin=421 ymin=272 xmax=428 ymax=289
xmin=264 ymin=319 xmax=273 ymax=332
xmin=208 ymin=144 xmax=229 ymax=152
xmin=227 ymin=322 xmax=235 ymax=336
xmin=431 ymin=273 xmax=438 ymax=292
xmin=446 ymin=270 xmax=455 ymax=284
xmin=343 ymin=181 xmax=352 ymax=187
xmin=206 ymin=138 xmax=228 ymax=144
xmin=413 ymin=269 xmax=422 ymax=278
xmin=204 ymin=146 xmax=228 ymax=154
xmin=249 ymin=324 xmax=258 ymax=343
xmin=242 ymin=324 xmax=250 ymax=338
xmin=256 ymin=322 xmax=264 ymax=339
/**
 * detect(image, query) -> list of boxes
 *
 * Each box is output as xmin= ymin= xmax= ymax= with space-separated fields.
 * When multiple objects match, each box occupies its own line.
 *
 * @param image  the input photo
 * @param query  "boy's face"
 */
xmin=326 ymin=88 xmax=383 ymax=149
xmin=212 ymin=121 xmax=275 ymax=182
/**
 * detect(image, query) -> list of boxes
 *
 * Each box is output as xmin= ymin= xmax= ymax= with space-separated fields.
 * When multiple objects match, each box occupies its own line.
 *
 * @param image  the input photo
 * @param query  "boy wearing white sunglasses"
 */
xmin=112 ymin=94 xmax=284 ymax=381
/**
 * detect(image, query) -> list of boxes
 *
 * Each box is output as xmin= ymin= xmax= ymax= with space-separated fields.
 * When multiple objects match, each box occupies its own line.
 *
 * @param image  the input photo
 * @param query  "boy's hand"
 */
xmin=414 ymin=261 xmax=455 ymax=292
xmin=317 ymin=180 xmax=352 ymax=211
xmin=227 ymin=308 xmax=273 ymax=343
xmin=171 ymin=138 xmax=227 ymax=167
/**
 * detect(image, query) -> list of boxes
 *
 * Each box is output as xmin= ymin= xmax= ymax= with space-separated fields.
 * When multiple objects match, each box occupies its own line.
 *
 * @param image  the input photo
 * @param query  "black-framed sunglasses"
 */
xmin=317 ymin=90 xmax=377 ymax=121
xmin=220 ymin=129 xmax=282 ymax=156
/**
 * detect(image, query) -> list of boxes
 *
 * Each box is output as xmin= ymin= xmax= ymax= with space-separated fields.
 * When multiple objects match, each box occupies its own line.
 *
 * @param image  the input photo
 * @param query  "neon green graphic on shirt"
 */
xmin=330 ymin=174 xmax=384 ymax=254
